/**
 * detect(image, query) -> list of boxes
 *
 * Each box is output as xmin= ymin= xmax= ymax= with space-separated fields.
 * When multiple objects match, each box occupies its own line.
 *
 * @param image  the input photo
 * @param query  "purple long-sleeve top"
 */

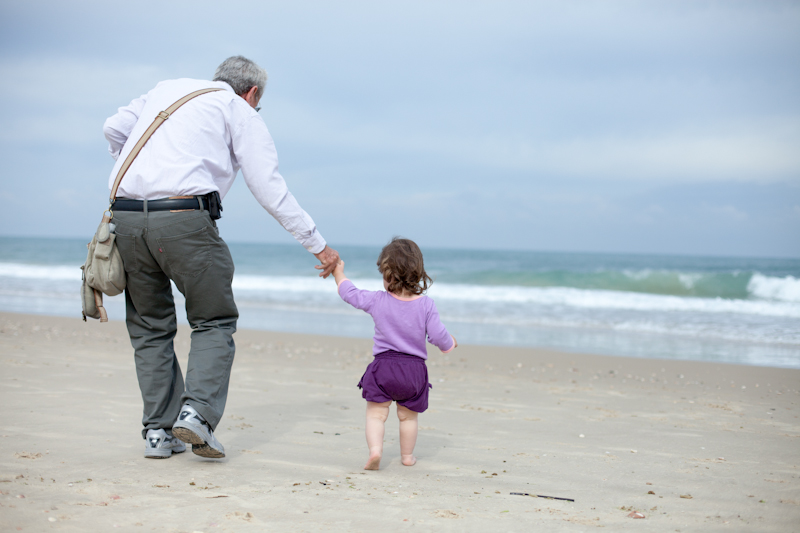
xmin=338 ymin=279 xmax=455 ymax=360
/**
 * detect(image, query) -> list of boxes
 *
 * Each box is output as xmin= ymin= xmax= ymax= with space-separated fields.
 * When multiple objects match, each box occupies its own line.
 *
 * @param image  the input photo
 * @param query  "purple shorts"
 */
xmin=357 ymin=350 xmax=432 ymax=413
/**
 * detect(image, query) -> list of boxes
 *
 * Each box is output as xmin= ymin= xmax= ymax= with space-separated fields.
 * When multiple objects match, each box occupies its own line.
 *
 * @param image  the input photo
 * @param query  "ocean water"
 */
xmin=1 ymin=236 xmax=798 ymax=368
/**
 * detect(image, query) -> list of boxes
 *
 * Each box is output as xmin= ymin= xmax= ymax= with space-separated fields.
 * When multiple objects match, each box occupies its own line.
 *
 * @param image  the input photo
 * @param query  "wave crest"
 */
xmin=748 ymin=274 xmax=800 ymax=303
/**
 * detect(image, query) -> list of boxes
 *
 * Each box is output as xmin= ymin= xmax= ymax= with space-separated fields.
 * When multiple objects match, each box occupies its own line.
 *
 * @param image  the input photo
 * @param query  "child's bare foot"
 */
xmin=401 ymin=454 xmax=416 ymax=466
xmin=364 ymin=451 xmax=382 ymax=470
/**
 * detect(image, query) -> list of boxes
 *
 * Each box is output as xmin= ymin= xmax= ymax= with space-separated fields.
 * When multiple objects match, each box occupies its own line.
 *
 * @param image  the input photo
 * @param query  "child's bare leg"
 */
xmin=397 ymin=404 xmax=419 ymax=466
xmin=364 ymin=401 xmax=391 ymax=470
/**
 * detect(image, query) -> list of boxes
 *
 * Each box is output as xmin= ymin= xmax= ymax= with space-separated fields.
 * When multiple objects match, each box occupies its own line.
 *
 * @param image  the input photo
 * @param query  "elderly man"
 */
xmin=103 ymin=56 xmax=339 ymax=459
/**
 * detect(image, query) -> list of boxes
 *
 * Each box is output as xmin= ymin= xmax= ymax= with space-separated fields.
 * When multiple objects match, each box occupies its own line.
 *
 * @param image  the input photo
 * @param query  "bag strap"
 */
xmin=108 ymin=87 xmax=225 ymax=203
xmin=93 ymin=288 xmax=108 ymax=323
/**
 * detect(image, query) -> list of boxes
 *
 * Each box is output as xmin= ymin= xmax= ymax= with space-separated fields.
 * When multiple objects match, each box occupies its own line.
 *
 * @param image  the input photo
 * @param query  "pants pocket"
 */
xmin=113 ymin=232 xmax=140 ymax=274
xmin=157 ymin=226 xmax=212 ymax=277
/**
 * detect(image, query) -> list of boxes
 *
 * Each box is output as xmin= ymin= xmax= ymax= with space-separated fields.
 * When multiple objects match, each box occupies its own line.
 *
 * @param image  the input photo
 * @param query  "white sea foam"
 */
xmin=228 ymin=273 xmax=800 ymax=319
xmin=0 ymin=262 xmax=79 ymax=280
xmin=428 ymin=283 xmax=800 ymax=318
xmin=2 ymin=264 xmax=798 ymax=320
xmin=441 ymin=314 xmax=799 ymax=345
xmin=609 ymin=319 xmax=800 ymax=345
xmin=747 ymin=273 xmax=800 ymax=303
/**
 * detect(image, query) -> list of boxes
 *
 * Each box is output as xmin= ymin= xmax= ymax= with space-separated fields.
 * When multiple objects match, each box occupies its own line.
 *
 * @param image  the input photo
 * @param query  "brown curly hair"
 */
xmin=377 ymin=237 xmax=433 ymax=296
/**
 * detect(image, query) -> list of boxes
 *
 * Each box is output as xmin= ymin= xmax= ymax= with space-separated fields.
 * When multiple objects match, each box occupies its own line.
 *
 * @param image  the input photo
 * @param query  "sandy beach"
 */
xmin=1 ymin=311 xmax=798 ymax=532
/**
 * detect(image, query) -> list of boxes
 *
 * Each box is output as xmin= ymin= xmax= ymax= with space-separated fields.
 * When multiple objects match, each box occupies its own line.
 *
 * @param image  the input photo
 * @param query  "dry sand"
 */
xmin=1 ymin=311 xmax=799 ymax=532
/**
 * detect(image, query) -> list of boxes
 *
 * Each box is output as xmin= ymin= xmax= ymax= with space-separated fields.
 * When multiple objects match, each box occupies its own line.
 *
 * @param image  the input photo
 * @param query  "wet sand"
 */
xmin=1 ymin=311 xmax=798 ymax=532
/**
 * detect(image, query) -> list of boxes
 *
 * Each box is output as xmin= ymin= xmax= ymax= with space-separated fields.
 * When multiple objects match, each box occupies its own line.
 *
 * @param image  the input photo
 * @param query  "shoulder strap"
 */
xmin=109 ymin=87 xmax=225 ymax=202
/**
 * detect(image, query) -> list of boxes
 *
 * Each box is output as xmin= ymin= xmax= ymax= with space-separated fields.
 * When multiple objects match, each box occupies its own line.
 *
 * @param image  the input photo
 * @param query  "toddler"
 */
xmin=332 ymin=237 xmax=457 ymax=470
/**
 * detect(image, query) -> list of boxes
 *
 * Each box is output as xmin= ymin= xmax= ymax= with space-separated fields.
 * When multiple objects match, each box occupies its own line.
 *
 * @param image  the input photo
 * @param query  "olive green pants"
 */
xmin=113 ymin=209 xmax=238 ymax=437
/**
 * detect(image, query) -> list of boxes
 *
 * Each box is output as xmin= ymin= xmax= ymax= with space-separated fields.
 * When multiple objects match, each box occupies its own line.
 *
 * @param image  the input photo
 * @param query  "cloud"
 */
xmin=265 ymin=93 xmax=800 ymax=183
xmin=0 ymin=58 xmax=166 ymax=107
xmin=0 ymin=58 xmax=167 ymax=145
xmin=507 ymin=126 xmax=800 ymax=182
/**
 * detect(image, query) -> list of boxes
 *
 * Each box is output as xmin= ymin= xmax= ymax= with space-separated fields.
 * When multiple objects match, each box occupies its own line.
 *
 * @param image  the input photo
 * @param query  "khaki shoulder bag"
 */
xmin=81 ymin=87 xmax=224 ymax=322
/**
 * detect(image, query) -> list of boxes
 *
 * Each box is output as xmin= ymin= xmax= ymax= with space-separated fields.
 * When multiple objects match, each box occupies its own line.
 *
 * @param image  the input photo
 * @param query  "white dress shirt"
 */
xmin=103 ymin=78 xmax=326 ymax=254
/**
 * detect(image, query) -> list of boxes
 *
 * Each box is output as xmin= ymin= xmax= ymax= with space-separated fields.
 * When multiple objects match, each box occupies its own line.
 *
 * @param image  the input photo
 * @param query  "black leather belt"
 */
xmin=112 ymin=196 xmax=210 ymax=212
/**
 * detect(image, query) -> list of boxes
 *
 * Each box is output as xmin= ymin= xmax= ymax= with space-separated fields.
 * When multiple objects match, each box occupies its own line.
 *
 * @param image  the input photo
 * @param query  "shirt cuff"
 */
xmin=441 ymin=335 xmax=457 ymax=353
xmin=297 ymin=232 xmax=326 ymax=255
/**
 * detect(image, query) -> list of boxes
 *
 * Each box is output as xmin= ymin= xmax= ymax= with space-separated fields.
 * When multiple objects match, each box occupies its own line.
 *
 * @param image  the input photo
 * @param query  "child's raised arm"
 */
xmin=333 ymin=260 xmax=347 ymax=287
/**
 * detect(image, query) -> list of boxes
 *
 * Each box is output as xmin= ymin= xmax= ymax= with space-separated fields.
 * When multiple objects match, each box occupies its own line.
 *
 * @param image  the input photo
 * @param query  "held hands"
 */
xmin=314 ymin=245 xmax=341 ymax=279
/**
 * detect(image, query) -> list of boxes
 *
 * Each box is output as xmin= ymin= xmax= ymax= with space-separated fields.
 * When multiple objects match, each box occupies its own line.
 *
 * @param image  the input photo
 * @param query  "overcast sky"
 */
xmin=0 ymin=0 xmax=798 ymax=257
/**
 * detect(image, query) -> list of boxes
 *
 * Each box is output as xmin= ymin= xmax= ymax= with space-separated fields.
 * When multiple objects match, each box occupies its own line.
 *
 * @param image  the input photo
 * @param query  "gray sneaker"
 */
xmin=172 ymin=404 xmax=225 ymax=458
xmin=144 ymin=428 xmax=186 ymax=459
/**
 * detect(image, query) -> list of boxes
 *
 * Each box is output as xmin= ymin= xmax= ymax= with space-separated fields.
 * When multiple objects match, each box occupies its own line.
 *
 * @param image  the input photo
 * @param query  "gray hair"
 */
xmin=213 ymin=56 xmax=267 ymax=101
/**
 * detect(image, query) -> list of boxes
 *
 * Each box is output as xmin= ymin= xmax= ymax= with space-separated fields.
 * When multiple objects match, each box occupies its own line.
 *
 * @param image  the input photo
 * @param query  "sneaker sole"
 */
xmin=173 ymin=423 xmax=225 ymax=458
xmin=192 ymin=443 xmax=225 ymax=459
xmin=172 ymin=425 xmax=206 ymax=445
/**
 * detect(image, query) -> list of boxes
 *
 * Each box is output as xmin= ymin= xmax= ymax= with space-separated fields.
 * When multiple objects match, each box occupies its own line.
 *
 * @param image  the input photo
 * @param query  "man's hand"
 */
xmin=314 ymin=245 xmax=340 ymax=278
